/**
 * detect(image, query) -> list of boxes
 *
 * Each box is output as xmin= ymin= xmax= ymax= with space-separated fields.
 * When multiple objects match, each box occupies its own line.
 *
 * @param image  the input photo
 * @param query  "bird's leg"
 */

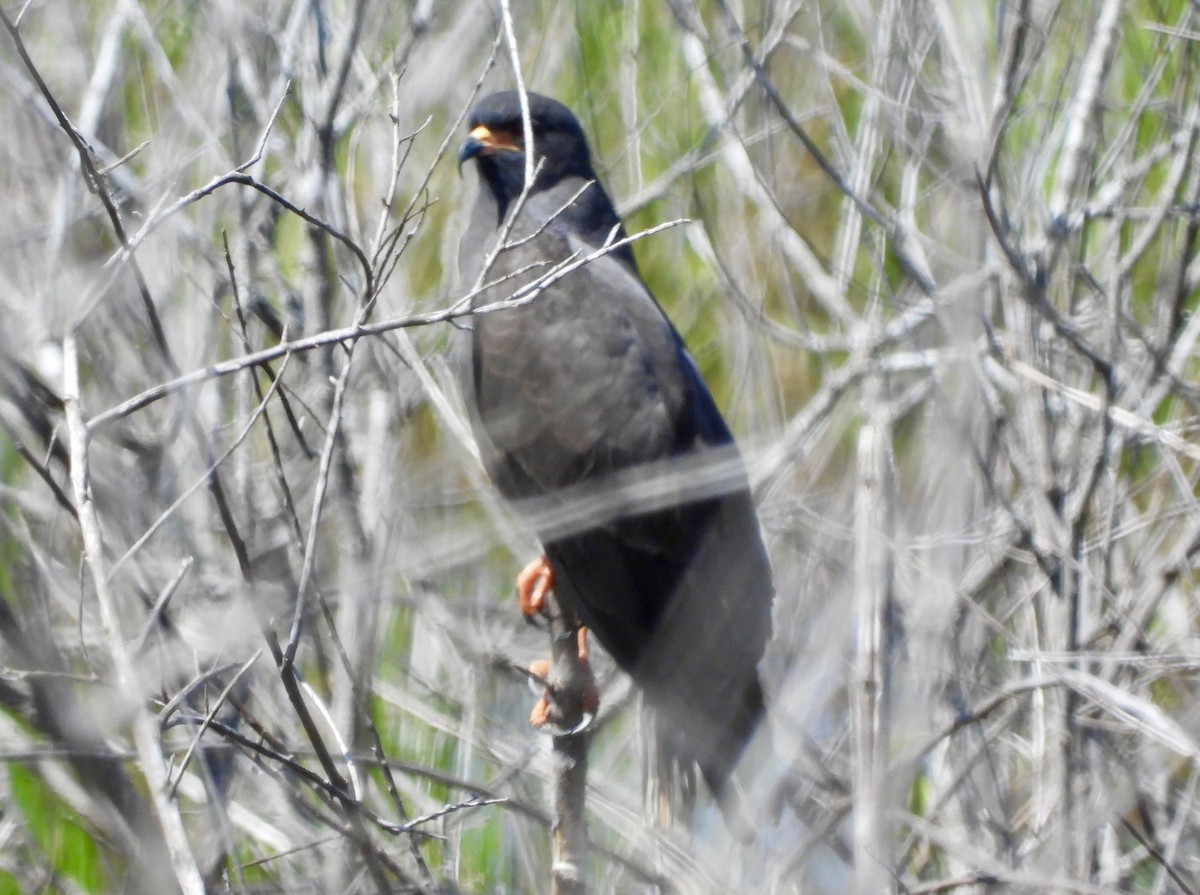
xmin=516 ymin=554 xmax=554 ymax=618
xmin=528 ymin=625 xmax=599 ymax=727
xmin=517 ymin=556 xmax=598 ymax=726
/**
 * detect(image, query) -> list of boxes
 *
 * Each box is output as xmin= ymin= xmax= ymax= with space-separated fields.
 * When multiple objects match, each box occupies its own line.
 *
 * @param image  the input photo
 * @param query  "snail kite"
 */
xmin=457 ymin=91 xmax=773 ymax=804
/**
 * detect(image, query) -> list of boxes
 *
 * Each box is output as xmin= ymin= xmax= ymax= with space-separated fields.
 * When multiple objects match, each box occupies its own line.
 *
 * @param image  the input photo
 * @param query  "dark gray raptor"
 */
xmin=457 ymin=91 xmax=773 ymax=804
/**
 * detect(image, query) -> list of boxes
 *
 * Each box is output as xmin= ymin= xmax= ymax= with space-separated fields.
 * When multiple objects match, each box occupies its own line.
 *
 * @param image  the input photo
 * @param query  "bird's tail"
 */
xmin=699 ymin=677 xmax=766 ymax=841
xmin=648 ymin=675 xmax=768 ymax=839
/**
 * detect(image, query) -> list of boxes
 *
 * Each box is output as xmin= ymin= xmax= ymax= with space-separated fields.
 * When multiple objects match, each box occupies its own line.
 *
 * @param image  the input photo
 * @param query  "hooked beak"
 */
xmin=457 ymin=124 xmax=523 ymax=175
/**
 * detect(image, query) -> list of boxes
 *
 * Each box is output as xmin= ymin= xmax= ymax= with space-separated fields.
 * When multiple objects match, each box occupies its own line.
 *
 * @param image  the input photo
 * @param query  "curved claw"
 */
xmin=517 ymin=555 xmax=554 ymax=618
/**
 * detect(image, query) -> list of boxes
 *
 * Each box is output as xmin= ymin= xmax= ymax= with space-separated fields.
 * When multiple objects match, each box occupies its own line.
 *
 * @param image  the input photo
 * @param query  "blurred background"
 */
xmin=2 ymin=0 xmax=1200 ymax=892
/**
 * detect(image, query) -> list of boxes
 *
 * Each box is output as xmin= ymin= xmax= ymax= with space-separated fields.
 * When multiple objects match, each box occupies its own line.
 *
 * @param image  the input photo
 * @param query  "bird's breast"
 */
xmin=471 ymin=271 xmax=686 ymax=499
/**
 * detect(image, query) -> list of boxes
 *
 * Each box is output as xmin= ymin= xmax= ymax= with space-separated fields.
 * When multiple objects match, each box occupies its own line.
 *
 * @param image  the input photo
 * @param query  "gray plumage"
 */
xmin=457 ymin=91 xmax=773 ymax=805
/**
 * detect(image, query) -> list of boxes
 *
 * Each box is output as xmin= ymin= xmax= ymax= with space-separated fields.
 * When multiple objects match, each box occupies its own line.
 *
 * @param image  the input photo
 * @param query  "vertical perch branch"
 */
xmin=852 ymin=374 xmax=893 ymax=895
xmin=543 ymin=590 xmax=590 ymax=895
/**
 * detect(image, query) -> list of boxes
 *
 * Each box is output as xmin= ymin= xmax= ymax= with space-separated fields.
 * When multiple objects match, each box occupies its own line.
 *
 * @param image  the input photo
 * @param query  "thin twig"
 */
xmin=87 ymin=219 xmax=687 ymax=431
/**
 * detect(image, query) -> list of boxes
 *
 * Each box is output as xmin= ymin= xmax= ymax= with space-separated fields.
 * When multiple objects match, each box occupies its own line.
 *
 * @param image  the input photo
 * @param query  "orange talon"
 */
xmin=526 ymin=637 xmax=600 ymax=726
xmin=528 ymin=659 xmax=552 ymax=727
xmin=517 ymin=555 xmax=554 ymax=618
xmin=576 ymin=627 xmax=600 ymax=715
xmin=530 ymin=691 xmax=553 ymax=727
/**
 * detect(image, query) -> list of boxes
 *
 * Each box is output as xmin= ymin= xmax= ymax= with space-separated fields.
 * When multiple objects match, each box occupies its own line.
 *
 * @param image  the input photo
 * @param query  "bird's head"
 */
xmin=458 ymin=91 xmax=597 ymax=210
